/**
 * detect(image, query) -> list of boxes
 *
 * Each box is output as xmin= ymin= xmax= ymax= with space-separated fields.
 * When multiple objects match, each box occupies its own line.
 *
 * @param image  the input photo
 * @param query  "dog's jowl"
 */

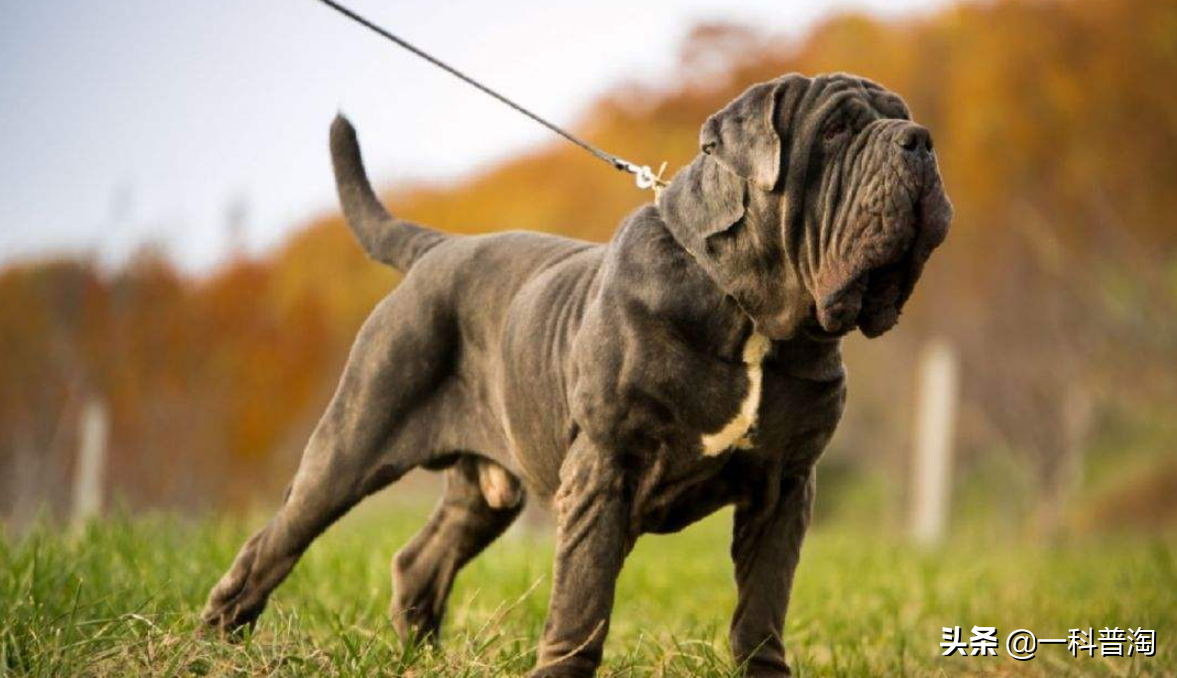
xmin=202 ymin=72 xmax=951 ymax=678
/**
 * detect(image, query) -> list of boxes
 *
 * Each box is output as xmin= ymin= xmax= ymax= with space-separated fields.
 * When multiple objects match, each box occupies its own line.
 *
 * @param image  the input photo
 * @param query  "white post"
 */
xmin=72 ymin=397 xmax=109 ymax=526
xmin=909 ymin=339 xmax=959 ymax=545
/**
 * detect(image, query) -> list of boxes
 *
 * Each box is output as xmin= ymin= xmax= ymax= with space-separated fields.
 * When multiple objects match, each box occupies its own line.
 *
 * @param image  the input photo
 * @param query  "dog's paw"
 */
xmin=200 ymin=581 xmax=264 ymax=637
xmin=200 ymin=540 xmax=270 ymax=635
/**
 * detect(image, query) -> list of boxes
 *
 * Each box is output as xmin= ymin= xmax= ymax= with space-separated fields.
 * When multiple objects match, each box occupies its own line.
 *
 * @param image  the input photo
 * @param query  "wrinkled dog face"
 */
xmin=806 ymin=80 xmax=953 ymax=337
xmin=660 ymin=73 xmax=952 ymax=340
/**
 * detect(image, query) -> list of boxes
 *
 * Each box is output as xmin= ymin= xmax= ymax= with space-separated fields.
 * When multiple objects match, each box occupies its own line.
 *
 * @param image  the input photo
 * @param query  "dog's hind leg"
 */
xmin=201 ymin=278 xmax=456 ymax=633
xmin=391 ymin=455 xmax=524 ymax=643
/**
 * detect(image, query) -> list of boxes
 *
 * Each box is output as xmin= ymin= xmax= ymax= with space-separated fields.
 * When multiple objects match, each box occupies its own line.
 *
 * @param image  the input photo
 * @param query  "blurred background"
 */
xmin=1 ymin=0 xmax=1174 ymax=541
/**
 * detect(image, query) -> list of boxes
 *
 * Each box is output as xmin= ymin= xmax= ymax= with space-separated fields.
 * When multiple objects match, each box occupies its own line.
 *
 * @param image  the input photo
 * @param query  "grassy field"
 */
xmin=1 ymin=499 xmax=1173 ymax=678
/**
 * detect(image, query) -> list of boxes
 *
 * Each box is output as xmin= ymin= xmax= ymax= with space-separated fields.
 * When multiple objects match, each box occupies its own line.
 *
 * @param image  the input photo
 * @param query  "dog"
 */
xmin=202 ymin=72 xmax=952 ymax=678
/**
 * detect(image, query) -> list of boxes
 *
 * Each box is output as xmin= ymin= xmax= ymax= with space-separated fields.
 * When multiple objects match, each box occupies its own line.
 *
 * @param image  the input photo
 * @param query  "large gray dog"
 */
xmin=202 ymin=72 xmax=951 ymax=677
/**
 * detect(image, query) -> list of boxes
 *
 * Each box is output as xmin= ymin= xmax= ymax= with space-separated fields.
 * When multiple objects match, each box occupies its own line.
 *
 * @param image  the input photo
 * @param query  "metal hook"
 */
xmin=625 ymin=161 xmax=669 ymax=193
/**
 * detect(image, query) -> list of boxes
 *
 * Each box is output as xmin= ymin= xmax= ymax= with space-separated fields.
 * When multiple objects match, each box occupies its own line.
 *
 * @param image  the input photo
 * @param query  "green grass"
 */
xmin=1 ymin=501 xmax=1173 ymax=677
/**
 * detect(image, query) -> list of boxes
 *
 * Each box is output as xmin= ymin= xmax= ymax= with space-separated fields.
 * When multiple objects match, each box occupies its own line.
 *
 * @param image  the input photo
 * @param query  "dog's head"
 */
xmin=660 ymin=73 xmax=952 ymax=340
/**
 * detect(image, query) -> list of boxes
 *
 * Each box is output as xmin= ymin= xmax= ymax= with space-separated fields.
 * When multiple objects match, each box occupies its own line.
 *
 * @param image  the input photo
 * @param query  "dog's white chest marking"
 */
xmin=700 ymin=332 xmax=771 ymax=456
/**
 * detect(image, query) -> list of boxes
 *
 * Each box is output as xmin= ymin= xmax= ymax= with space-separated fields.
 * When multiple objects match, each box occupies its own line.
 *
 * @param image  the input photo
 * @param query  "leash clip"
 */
xmin=622 ymin=161 xmax=669 ymax=195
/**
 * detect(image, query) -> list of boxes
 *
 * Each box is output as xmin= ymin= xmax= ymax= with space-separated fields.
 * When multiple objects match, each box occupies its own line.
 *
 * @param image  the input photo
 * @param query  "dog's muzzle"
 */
xmin=815 ymin=122 xmax=952 ymax=338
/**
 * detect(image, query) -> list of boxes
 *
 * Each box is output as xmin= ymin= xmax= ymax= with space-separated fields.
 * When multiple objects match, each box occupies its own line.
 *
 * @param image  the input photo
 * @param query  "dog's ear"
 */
xmin=660 ymin=77 xmax=792 ymax=246
xmin=699 ymin=80 xmax=785 ymax=191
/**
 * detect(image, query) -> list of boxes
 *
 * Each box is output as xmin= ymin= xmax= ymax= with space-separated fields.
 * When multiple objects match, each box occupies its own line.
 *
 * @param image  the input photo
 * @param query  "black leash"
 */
xmin=313 ymin=0 xmax=667 ymax=193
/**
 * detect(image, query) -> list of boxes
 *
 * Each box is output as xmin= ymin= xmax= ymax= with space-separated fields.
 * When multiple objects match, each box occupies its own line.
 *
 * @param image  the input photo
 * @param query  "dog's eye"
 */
xmin=823 ymin=122 xmax=847 ymax=140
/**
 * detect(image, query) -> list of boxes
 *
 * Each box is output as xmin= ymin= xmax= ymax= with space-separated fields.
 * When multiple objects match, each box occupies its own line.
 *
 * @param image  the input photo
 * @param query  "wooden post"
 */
xmin=72 ymin=397 xmax=109 ymax=526
xmin=910 ymin=339 xmax=959 ymax=545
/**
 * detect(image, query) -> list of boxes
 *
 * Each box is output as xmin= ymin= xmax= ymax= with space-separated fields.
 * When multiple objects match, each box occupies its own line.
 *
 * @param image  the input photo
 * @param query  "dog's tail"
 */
xmin=330 ymin=114 xmax=446 ymax=271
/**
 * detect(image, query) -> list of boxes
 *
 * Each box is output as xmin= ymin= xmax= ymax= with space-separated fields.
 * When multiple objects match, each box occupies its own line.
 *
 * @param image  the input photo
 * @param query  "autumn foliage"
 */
xmin=1 ymin=0 xmax=1174 ymax=523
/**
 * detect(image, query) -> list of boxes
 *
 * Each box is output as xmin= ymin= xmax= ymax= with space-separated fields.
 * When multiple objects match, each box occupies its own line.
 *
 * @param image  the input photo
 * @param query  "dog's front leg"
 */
xmin=531 ymin=436 xmax=631 ymax=678
xmin=729 ymin=467 xmax=816 ymax=678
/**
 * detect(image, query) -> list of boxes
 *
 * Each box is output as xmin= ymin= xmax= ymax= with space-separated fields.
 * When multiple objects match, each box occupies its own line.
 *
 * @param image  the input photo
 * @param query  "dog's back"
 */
xmin=331 ymin=115 xmax=612 ymax=485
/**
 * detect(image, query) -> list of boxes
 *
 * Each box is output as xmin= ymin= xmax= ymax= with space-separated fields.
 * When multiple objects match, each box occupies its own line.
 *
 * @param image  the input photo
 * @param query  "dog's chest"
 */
xmin=634 ymin=367 xmax=844 ymax=534
xmin=699 ymin=332 xmax=771 ymax=456
xmin=691 ymin=332 xmax=844 ymax=460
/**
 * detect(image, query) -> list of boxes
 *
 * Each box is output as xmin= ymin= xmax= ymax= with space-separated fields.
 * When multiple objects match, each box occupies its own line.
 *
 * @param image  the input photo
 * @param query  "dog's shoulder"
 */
xmin=569 ymin=207 xmax=758 ymax=450
xmin=600 ymin=206 xmax=736 ymax=326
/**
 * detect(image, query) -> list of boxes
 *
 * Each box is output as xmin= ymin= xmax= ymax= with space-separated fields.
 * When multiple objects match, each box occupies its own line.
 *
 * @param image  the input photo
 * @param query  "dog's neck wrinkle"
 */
xmin=653 ymin=166 xmax=763 ymax=323
xmin=638 ymin=205 xmax=843 ymax=379
xmin=644 ymin=202 xmax=737 ymax=306
xmin=629 ymin=205 xmax=753 ymax=355
xmin=641 ymin=204 xmax=738 ymax=302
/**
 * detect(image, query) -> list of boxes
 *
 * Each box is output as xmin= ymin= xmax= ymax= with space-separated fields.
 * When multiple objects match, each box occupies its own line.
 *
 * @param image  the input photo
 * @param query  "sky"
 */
xmin=0 ymin=0 xmax=952 ymax=272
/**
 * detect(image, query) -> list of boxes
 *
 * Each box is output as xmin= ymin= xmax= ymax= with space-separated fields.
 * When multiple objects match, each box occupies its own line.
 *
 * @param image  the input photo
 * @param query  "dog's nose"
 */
xmin=895 ymin=124 xmax=933 ymax=154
